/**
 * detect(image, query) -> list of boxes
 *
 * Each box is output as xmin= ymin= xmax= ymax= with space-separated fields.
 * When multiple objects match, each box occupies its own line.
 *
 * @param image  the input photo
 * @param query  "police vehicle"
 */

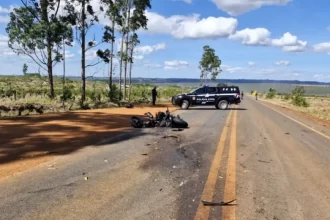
xmin=171 ymin=86 xmax=241 ymax=110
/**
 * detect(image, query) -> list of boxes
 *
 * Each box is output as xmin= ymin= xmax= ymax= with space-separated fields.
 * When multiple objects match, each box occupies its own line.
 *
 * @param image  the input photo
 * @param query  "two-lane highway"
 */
xmin=1 ymin=98 xmax=330 ymax=220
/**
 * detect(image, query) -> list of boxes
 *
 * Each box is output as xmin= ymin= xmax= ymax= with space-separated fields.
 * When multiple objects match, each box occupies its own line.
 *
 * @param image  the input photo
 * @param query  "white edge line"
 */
xmin=257 ymin=99 xmax=330 ymax=141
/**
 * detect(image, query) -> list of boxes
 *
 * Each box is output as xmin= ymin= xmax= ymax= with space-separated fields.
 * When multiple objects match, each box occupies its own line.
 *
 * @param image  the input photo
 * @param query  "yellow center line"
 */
xmin=257 ymin=100 xmax=330 ymax=141
xmin=194 ymin=110 xmax=233 ymax=220
xmin=222 ymin=109 xmax=237 ymax=220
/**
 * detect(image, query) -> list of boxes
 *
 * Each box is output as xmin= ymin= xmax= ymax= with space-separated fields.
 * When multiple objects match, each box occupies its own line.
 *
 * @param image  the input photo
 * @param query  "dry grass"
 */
xmin=259 ymin=95 xmax=330 ymax=121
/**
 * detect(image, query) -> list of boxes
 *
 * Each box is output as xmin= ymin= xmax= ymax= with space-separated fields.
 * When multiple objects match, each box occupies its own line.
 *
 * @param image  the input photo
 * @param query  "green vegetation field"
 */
xmin=0 ymin=75 xmax=193 ymax=116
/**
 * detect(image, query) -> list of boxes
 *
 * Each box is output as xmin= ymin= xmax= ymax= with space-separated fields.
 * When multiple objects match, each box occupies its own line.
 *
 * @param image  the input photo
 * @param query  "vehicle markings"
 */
xmin=222 ymin=109 xmax=237 ymax=220
xmin=257 ymin=100 xmax=330 ymax=141
xmin=194 ymin=110 xmax=233 ymax=220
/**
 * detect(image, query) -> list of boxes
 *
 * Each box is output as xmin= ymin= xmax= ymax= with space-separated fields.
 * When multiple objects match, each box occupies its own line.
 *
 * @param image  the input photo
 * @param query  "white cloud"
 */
xmin=85 ymin=50 xmax=98 ymax=61
xmin=172 ymin=0 xmax=192 ymax=3
xmin=0 ymin=15 xmax=9 ymax=23
xmin=133 ymin=55 xmax=144 ymax=60
xmin=229 ymin=29 xmax=307 ymax=52
xmin=144 ymin=63 xmax=162 ymax=68
xmin=211 ymin=0 xmax=291 ymax=16
xmin=135 ymin=43 xmax=166 ymax=55
xmin=313 ymin=42 xmax=330 ymax=53
xmin=164 ymin=60 xmax=189 ymax=70
xmin=146 ymin=11 xmax=238 ymax=39
xmin=65 ymin=50 xmax=75 ymax=59
xmin=229 ymin=28 xmax=271 ymax=45
xmin=248 ymin=61 xmax=255 ymax=66
xmin=275 ymin=60 xmax=290 ymax=66
xmin=0 ymin=6 xmax=16 ymax=14
xmin=271 ymin=32 xmax=307 ymax=52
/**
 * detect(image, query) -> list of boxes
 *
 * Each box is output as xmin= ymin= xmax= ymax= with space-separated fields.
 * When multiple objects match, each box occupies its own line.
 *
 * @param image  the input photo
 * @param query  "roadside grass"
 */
xmin=259 ymin=95 xmax=330 ymax=121
xmin=0 ymin=75 xmax=193 ymax=117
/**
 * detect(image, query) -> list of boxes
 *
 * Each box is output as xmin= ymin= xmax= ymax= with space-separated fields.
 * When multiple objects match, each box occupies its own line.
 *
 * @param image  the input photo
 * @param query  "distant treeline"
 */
xmin=62 ymin=76 xmax=330 ymax=86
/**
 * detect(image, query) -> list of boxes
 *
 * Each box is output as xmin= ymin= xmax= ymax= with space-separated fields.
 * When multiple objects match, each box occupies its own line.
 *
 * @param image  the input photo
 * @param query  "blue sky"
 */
xmin=0 ymin=0 xmax=330 ymax=82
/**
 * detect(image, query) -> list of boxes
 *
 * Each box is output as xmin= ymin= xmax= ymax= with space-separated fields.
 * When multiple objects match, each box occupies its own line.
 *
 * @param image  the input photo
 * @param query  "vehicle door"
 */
xmin=190 ymin=87 xmax=205 ymax=105
xmin=205 ymin=87 xmax=218 ymax=105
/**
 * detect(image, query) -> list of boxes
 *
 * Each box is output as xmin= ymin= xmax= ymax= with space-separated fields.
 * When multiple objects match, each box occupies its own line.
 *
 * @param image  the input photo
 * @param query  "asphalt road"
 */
xmin=1 ymin=97 xmax=330 ymax=220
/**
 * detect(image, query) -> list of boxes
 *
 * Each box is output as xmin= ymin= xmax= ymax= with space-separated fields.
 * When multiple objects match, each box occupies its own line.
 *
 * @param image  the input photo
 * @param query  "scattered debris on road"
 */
xmin=104 ymin=159 xmax=108 ymax=163
xmin=84 ymin=177 xmax=88 ymax=181
xmin=162 ymin=135 xmax=178 ymax=139
xmin=258 ymin=160 xmax=270 ymax=163
xmin=202 ymin=199 xmax=236 ymax=206
xmin=141 ymin=153 xmax=148 ymax=156
xmin=285 ymin=132 xmax=290 ymax=135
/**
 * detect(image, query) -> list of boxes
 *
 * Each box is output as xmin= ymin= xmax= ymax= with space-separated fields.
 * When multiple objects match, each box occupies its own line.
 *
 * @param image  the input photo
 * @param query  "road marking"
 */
xmin=222 ymin=109 xmax=237 ymax=220
xmin=194 ymin=110 xmax=233 ymax=220
xmin=257 ymin=100 xmax=330 ymax=141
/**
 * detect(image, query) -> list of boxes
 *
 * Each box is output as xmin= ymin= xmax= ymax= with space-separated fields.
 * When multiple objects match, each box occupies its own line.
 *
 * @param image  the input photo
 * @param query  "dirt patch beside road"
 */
xmin=0 ymin=104 xmax=177 ymax=180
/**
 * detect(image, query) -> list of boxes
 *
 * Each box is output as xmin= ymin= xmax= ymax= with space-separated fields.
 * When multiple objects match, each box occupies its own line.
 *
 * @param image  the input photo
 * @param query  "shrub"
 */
xmin=283 ymin=94 xmax=291 ymax=100
xmin=291 ymin=86 xmax=309 ymax=107
xmin=292 ymin=95 xmax=309 ymax=107
xmin=266 ymin=88 xmax=276 ymax=99
xmin=292 ymin=86 xmax=306 ymax=96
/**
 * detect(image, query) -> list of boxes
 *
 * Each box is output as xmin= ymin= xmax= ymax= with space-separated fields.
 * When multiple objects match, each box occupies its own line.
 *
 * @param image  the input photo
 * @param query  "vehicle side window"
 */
xmin=206 ymin=87 xmax=217 ymax=93
xmin=194 ymin=88 xmax=205 ymax=94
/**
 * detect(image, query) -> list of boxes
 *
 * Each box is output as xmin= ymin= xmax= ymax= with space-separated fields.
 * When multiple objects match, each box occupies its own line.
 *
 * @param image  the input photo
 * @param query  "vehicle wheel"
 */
xmin=181 ymin=100 xmax=190 ymax=110
xmin=217 ymin=100 xmax=228 ymax=110
xmin=172 ymin=117 xmax=188 ymax=128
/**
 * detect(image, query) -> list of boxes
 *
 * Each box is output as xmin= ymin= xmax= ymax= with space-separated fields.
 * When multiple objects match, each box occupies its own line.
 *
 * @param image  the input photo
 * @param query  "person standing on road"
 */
xmin=241 ymin=91 xmax=244 ymax=100
xmin=255 ymin=91 xmax=258 ymax=100
xmin=152 ymin=87 xmax=157 ymax=105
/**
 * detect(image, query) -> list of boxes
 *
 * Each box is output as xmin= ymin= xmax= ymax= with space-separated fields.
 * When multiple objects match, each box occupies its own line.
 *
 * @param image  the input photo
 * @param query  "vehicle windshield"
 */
xmin=189 ymin=88 xmax=200 ymax=94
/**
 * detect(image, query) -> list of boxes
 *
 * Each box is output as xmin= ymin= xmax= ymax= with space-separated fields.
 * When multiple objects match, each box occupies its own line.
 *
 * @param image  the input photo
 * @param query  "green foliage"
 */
xmin=283 ymin=94 xmax=291 ymax=100
xmin=60 ymin=85 xmax=75 ymax=102
xmin=292 ymin=95 xmax=309 ymax=107
xmin=23 ymin=63 xmax=28 ymax=75
xmin=6 ymin=3 xmax=73 ymax=66
xmin=266 ymin=88 xmax=277 ymax=99
xmin=292 ymin=86 xmax=306 ymax=96
xmin=108 ymin=84 xmax=120 ymax=102
xmin=291 ymin=86 xmax=309 ymax=107
xmin=199 ymin=45 xmax=221 ymax=83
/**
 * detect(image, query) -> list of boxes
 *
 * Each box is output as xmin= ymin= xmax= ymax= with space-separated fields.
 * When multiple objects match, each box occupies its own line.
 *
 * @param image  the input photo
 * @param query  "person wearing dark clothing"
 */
xmin=255 ymin=91 xmax=258 ymax=100
xmin=152 ymin=87 xmax=157 ymax=105
xmin=241 ymin=91 xmax=244 ymax=100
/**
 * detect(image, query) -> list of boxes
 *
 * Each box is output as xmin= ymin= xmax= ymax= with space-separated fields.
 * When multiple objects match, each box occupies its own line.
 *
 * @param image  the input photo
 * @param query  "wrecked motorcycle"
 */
xmin=130 ymin=109 xmax=188 ymax=129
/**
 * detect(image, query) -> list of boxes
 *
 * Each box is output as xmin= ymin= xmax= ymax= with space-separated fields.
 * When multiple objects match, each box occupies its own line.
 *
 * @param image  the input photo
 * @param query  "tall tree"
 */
xmin=199 ymin=45 xmax=221 ymax=85
xmin=127 ymin=33 xmax=139 ymax=101
xmin=63 ymin=0 xmax=103 ymax=103
xmin=23 ymin=63 xmax=28 ymax=75
xmin=122 ymin=0 xmax=132 ymax=100
xmin=98 ymin=0 xmax=124 ymax=101
xmin=124 ymin=0 xmax=151 ymax=99
xmin=6 ymin=0 xmax=73 ymax=98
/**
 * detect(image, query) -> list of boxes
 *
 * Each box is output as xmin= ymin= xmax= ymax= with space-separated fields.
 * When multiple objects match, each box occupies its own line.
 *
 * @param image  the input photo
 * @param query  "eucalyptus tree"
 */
xmin=6 ymin=0 xmax=73 ymax=98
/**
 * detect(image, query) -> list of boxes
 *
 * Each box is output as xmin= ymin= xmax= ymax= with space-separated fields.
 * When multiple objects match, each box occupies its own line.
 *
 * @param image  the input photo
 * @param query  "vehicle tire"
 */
xmin=217 ymin=100 xmax=228 ymax=110
xmin=181 ymin=100 xmax=190 ymax=110
xmin=172 ymin=117 xmax=188 ymax=128
xmin=130 ymin=116 xmax=143 ymax=128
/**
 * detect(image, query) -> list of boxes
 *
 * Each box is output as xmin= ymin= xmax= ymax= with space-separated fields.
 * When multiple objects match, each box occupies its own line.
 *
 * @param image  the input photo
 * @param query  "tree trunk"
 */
xmin=41 ymin=0 xmax=54 ymax=98
xmin=109 ymin=16 xmax=115 ymax=101
xmin=128 ymin=46 xmax=133 ymax=101
xmin=81 ymin=0 xmax=86 ymax=103
xmin=119 ymin=32 xmax=125 ymax=100
xmin=47 ymin=43 xmax=55 ymax=98
xmin=123 ymin=0 xmax=131 ymax=100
